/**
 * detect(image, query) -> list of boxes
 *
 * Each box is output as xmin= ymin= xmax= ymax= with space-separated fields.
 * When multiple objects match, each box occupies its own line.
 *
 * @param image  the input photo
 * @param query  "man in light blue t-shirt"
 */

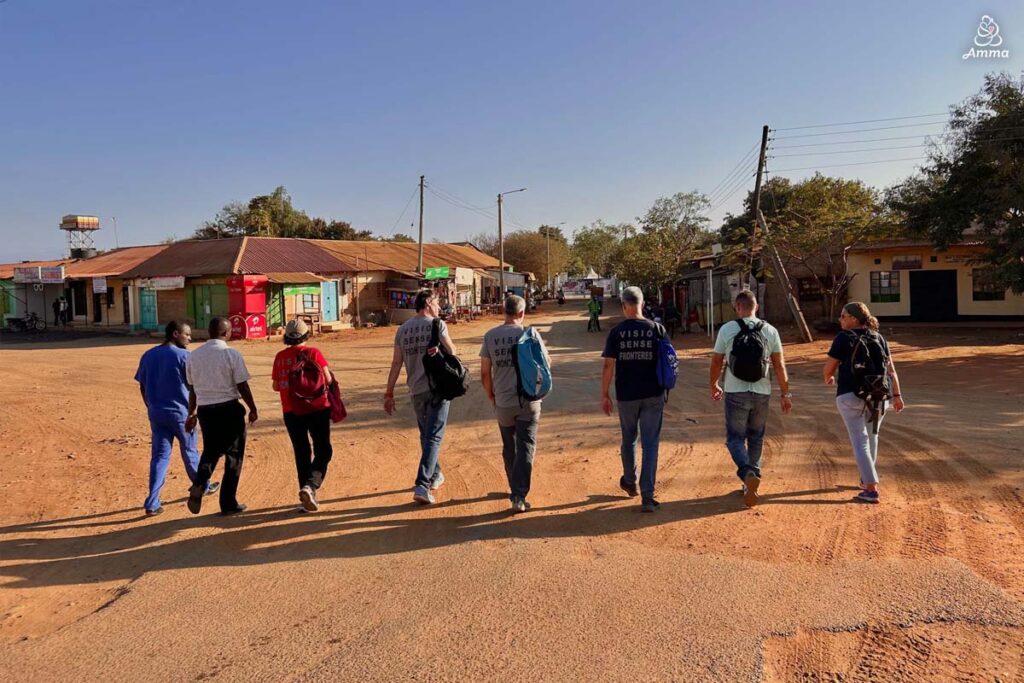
xmin=709 ymin=290 xmax=792 ymax=508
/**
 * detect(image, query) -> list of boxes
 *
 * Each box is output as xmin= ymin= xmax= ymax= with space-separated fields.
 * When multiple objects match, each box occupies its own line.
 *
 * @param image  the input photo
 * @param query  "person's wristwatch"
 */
xmin=781 ymin=392 xmax=793 ymax=399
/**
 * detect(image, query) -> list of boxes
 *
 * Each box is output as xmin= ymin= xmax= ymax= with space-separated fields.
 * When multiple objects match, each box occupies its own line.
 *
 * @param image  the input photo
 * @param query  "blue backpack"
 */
xmin=513 ymin=326 xmax=553 ymax=401
xmin=655 ymin=323 xmax=679 ymax=392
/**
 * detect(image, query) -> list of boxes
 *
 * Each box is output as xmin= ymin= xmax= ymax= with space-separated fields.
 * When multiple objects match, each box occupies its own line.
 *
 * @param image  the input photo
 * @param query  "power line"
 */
xmin=708 ymin=168 xmax=757 ymax=213
xmin=770 ymin=156 xmax=927 ymax=173
xmin=770 ymin=143 xmax=930 ymax=157
xmin=707 ymin=154 xmax=759 ymax=206
xmin=773 ymin=112 xmax=948 ymax=132
xmin=705 ymin=142 xmax=759 ymax=200
xmin=771 ymin=125 xmax=1024 ymax=149
xmin=386 ymin=185 xmax=420 ymax=236
xmin=772 ymin=121 xmax=947 ymax=140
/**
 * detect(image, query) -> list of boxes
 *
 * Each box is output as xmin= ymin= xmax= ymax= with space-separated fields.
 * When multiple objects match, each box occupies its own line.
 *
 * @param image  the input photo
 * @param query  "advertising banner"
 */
xmin=40 ymin=266 xmax=66 ymax=284
xmin=92 ymin=277 xmax=108 ymax=294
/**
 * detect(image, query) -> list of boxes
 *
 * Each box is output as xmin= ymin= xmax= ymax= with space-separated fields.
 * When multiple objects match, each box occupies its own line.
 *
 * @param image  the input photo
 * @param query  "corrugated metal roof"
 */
xmin=122 ymin=237 xmax=356 ymax=278
xmin=307 ymin=240 xmax=506 ymax=273
xmin=65 ymin=244 xmax=169 ymax=278
xmin=0 ymin=259 xmax=74 ymax=280
xmin=121 ymin=238 xmax=243 ymax=278
xmin=238 ymin=237 xmax=355 ymax=274
xmin=849 ymin=240 xmax=984 ymax=252
xmin=265 ymin=272 xmax=327 ymax=284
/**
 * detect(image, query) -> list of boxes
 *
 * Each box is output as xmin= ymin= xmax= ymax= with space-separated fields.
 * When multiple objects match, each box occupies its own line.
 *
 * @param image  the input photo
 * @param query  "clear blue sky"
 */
xmin=2 ymin=0 xmax=1022 ymax=261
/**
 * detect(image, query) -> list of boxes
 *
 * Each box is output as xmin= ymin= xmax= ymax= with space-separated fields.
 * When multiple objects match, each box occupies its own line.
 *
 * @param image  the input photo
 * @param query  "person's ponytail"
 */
xmin=843 ymin=302 xmax=878 ymax=331
xmin=866 ymin=315 xmax=880 ymax=332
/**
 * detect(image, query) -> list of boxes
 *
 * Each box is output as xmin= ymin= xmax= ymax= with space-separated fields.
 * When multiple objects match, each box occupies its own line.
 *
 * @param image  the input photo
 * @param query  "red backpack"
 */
xmin=287 ymin=350 xmax=330 ymax=415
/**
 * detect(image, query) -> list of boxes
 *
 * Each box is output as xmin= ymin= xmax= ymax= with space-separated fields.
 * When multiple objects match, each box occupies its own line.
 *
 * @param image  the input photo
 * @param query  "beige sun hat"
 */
xmin=284 ymin=318 xmax=310 ymax=342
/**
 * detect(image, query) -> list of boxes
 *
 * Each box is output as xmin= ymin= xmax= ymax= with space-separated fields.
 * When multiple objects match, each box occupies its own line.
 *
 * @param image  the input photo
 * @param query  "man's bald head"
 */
xmin=209 ymin=317 xmax=231 ymax=339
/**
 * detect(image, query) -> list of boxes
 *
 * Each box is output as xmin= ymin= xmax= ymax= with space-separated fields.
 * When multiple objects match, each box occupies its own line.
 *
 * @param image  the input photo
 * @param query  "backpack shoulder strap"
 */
xmin=430 ymin=317 xmax=441 ymax=348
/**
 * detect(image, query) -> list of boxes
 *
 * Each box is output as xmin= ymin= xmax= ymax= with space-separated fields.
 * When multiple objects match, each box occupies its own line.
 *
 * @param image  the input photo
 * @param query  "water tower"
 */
xmin=60 ymin=215 xmax=100 ymax=259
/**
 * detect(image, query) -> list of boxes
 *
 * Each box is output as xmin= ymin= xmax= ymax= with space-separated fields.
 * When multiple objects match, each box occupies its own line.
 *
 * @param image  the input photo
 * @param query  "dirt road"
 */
xmin=1 ymin=303 xmax=1022 ymax=681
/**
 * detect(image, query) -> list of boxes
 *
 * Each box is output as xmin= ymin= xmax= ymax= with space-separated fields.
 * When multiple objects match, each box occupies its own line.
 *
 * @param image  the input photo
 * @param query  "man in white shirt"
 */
xmin=185 ymin=317 xmax=259 ymax=515
xmin=709 ymin=290 xmax=792 ymax=508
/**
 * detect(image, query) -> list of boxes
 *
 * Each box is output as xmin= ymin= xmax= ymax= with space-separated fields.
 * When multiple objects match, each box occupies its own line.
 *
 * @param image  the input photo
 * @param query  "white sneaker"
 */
xmin=413 ymin=485 xmax=436 ymax=505
xmin=299 ymin=485 xmax=319 ymax=512
xmin=430 ymin=471 xmax=446 ymax=491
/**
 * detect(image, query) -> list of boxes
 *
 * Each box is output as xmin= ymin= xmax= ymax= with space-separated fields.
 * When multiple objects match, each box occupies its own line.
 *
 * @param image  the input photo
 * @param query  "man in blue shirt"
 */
xmin=709 ymin=290 xmax=792 ymax=508
xmin=135 ymin=320 xmax=218 ymax=516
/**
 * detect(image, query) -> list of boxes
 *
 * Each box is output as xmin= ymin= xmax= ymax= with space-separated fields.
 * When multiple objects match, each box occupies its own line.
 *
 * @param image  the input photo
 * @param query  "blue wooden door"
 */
xmin=140 ymin=288 xmax=158 ymax=330
xmin=321 ymin=281 xmax=339 ymax=321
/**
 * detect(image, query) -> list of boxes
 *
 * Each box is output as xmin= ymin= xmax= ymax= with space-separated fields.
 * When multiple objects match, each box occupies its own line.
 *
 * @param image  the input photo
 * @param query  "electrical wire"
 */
xmin=770 ymin=143 xmax=930 ymax=157
xmin=772 ymin=121 xmax=948 ymax=140
xmin=769 ymin=156 xmax=927 ymax=173
xmin=705 ymin=142 xmax=760 ymax=201
xmin=707 ymin=153 xmax=759 ymax=205
xmin=773 ymin=112 xmax=948 ymax=132
xmin=386 ymin=185 xmax=420 ymax=236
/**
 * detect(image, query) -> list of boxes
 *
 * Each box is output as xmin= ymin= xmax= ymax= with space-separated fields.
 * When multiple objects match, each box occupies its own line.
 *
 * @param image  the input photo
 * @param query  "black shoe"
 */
xmin=204 ymin=481 xmax=221 ymax=496
xmin=145 ymin=507 xmax=164 ymax=517
xmin=619 ymin=476 xmax=639 ymax=497
xmin=640 ymin=498 xmax=660 ymax=513
xmin=187 ymin=485 xmax=204 ymax=514
xmin=220 ymin=504 xmax=247 ymax=516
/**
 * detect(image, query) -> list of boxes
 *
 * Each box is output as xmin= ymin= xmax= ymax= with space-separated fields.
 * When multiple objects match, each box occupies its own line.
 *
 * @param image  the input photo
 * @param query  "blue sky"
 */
xmin=2 ymin=0 xmax=1022 ymax=261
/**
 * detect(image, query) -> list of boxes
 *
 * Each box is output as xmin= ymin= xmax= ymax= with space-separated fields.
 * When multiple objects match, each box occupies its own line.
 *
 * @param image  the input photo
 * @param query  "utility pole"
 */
xmin=757 ymin=209 xmax=813 ymax=343
xmin=497 ymin=193 xmax=504 ymax=299
xmin=496 ymin=187 xmax=526 ymax=301
xmin=417 ymin=175 xmax=425 ymax=275
xmin=749 ymin=125 xmax=770 ymax=286
xmin=545 ymin=226 xmax=550 ymax=293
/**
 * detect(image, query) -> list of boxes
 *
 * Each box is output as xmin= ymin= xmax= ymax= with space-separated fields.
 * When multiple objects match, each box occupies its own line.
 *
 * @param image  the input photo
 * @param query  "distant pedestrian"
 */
xmin=664 ymin=301 xmax=680 ymax=337
xmin=134 ymin=320 xmax=219 ymax=516
xmin=587 ymin=295 xmax=602 ymax=332
xmin=601 ymin=286 xmax=665 ymax=512
xmin=384 ymin=291 xmax=458 ymax=505
xmin=58 ymin=296 xmax=69 ymax=326
xmin=272 ymin=319 xmax=335 ymax=513
xmin=709 ymin=290 xmax=791 ymax=508
xmin=185 ymin=317 xmax=258 ymax=516
xmin=51 ymin=298 xmax=61 ymax=327
xmin=823 ymin=302 xmax=905 ymax=504
xmin=480 ymin=295 xmax=551 ymax=513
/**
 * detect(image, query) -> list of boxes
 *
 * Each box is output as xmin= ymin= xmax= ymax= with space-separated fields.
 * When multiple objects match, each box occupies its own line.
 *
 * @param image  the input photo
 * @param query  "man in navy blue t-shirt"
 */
xmin=601 ymin=286 xmax=666 ymax=512
xmin=134 ymin=320 xmax=218 ymax=516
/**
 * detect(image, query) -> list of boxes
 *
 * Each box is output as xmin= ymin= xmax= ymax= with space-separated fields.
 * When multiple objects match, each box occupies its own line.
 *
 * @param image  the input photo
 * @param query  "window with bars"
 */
xmin=797 ymin=278 xmax=822 ymax=302
xmin=972 ymin=269 xmax=1006 ymax=301
xmin=869 ymin=271 xmax=900 ymax=303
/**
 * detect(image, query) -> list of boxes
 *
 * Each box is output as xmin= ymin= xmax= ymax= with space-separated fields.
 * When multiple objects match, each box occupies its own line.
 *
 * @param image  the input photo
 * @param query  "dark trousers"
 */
xmin=194 ymin=400 xmax=247 ymax=512
xmin=283 ymin=409 xmax=333 ymax=490
xmin=496 ymin=402 xmax=541 ymax=500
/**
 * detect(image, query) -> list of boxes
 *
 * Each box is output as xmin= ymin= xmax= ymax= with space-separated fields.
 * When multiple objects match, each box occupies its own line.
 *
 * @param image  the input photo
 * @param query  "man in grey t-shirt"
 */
xmin=480 ymin=295 xmax=550 ymax=513
xmin=384 ymin=290 xmax=457 ymax=505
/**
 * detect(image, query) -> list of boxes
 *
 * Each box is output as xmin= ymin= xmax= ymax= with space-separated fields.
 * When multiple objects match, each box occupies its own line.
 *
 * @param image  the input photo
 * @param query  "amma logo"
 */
xmin=963 ymin=15 xmax=1009 ymax=60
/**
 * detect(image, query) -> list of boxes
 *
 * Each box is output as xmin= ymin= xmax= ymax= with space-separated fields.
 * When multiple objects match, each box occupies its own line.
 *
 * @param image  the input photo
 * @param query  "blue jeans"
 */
xmin=496 ymin=402 xmax=541 ymax=500
xmin=412 ymin=392 xmax=450 ymax=489
xmin=146 ymin=416 xmax=200 ymax=512
xmin=618 ymin=395 xmax=665 ymax=500
xmin=724 ymin=391 xmax=770 ymax=481
xmin=836 ymin=392 xmax=884 ymax=485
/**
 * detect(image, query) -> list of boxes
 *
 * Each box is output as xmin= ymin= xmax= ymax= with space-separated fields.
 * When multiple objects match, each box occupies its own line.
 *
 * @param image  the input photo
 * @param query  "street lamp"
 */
xmin=496 ymin=187 xmax=526 ymax=301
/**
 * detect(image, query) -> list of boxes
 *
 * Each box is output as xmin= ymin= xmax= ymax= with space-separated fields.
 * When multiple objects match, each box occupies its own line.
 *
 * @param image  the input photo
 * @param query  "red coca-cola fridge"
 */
xmin=227 ymin=275 xmax=268 ymax=340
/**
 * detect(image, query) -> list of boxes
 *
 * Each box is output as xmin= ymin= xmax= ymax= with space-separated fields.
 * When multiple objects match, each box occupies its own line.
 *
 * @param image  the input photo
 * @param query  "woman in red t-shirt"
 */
xmin=272 ymin=319 xmax=335 ymax=512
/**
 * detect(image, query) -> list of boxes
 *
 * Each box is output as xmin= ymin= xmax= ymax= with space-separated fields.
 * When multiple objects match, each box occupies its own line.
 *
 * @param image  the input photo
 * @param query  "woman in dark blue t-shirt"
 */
xmin=822 ymin=302 xmax=905 ymax=504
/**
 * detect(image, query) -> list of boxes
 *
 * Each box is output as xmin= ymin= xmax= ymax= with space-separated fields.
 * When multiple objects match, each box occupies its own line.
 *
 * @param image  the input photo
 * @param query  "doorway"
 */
xmin=909 ymin=270 xmax=957 ymax=322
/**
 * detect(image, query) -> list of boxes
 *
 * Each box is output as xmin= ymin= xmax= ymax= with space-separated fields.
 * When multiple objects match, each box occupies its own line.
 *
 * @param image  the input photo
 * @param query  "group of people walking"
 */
xmin=134 ymin=285 xmax=904 ymax=518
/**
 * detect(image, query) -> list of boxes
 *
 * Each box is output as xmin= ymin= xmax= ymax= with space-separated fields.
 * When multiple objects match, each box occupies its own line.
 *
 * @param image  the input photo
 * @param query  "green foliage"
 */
xmin=193 ymin=186 xmax=374 ymax=240
xmin=888 ymin=72 xmax=1024 ymax=291
xmin=500 ymin=227 xmax=571 ymax=284
xmin=570 ymin=220 xmax=626 ymax=277
xmin=609 ymin=191 xmax=714 ymax=289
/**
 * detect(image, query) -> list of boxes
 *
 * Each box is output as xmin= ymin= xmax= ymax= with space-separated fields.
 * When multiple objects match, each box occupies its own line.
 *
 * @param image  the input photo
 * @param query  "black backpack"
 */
xmin=423 ymin=318 xmax=470 ymax=401
xmin=729 ymin=319 xmax=768 ymax=382
xmin=848 ymin=330 xmax=892 ymax=434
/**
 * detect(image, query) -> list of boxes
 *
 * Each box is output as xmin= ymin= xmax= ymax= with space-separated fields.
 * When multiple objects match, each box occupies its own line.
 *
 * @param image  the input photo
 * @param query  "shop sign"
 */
xmin=230 ymin=313 xmax=267 ymax=340
xmin=40 ymin=266 xmax=66 ymax=284
xmin=283 ymin=284 xmax=320 ymax=296
xmin=92 ymin=277 xmax=108 ymax=294
xmin=13 ymin=267 xmax=41 ymax=283
xmin=140 ymin=276 xmax=186 ymax=290
xmin=424 ymin=266 xmax=450 ymax=280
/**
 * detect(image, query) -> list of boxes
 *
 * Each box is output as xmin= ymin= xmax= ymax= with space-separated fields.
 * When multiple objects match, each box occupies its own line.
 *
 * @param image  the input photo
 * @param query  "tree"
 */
xmin=768 ymin=174 xmax=889 ymax=319
xmin=888 ymin=72 xmax=1024 ymax=291
xmin=498 ymin=227 xmax=571 ymax=283
xmin=193 ymin=186 xmax=374 ymax=240
xmin=571 ymin=220 xmax=627 ymax=277
xmin=386 ymin=233 xmax=416 ymax=243
xmin=466 ymin=231 xmax=499 ymax=256
xmin=608 ymin=191 xmax=714 ymax=291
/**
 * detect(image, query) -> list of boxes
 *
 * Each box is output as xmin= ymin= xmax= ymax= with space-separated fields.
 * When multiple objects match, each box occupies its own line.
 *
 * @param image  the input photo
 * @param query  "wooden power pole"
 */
xmin=497 ymin=193 xmax=504 ymax=300
xmin=749 ymin=125 xmax=770 ymax=285
xmin=417 ymin=175 xmax=425 ymax=275
xmin=758 ymin=209 xmax=813 ymax=343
